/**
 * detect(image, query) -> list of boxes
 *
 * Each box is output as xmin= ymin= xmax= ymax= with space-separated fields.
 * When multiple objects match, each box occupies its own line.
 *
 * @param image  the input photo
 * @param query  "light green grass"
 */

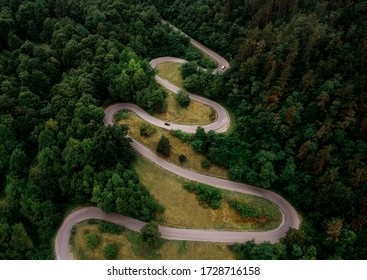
xmin=155 ymin=62 xmax=215 ymax=124
xmin=155 ymin=90 xmax=216 ymax=125
xmin=133 ymin=156 xmax=282 ymax=231
xmin=156 ymin=62 xmax=184 ymax=88
xmin=71 ymin=223 xmax=235 ymax=260
xmin=118 ymin=113 xmax=228 ymax=179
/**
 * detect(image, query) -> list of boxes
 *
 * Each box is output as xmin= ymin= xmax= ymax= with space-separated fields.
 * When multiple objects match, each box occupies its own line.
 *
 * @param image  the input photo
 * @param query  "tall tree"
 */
xmin=156 ymin=135 xmax=171 ymax=157
xmin=139 ymin=221 xmax=161 ymax=247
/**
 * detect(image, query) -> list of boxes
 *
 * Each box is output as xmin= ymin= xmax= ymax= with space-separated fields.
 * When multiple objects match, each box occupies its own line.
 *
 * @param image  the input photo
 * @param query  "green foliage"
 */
xmin=185 ymin=45 xmax=217 ymax=69
xmin=183 ymin=182 xmax=222 ymax=209
xmin=152 ymin=0 xmax=367 ymax=260
xmin=0 ymin=0 xmax=193 ymax=260
xmin=135 ymin=88 xmax=167 ymax=114
xmin=91 ymin=170 xmax=163 ymax=222
xmin=103 ymin=243 xmax=118 ymax=260
xmin=140 ymin=123 xmax=157 ymax=137
xmin=175 ymin=89 xmax=190 ymax=107
xmin=169 ymin=129 xmax=192 ymax=143
xmin=156 ymin=135 xmax=171 ymax=157
xmin=201 ymin=159 xmax=211 ymax=169
xmin=99 ymin=221 xmax=124 ymax=235
xmin=259 ymin=162 xmax=277 ymax=189
xmin=0 ymin=0 xmax=366 ymax=260
xmin=83 ymin=232 xmax=99 ymax=249
xmin=230 ymin=240 xmax=286 ymax=260
xmin=178 ymin=154 xmax=187 ymax=163
xmin=191 ymin=140 xmax=203 ymax=153
xmin=139 ymin=221 xmax=161 ymax=248
xmin=114 ymin=110 xmax=130 ymax=122
xmin=9 ymin=148 xmax=28 ymax=177
xmin=181 ymin=61 xmax=199 ymax=79
xmin=228 ymin=200 xmax=261 ymax=218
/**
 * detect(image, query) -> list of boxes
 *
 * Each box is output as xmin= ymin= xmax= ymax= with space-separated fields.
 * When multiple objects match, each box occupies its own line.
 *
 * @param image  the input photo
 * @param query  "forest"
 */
xmin=0 ymin=0 xmax=366 ymax=259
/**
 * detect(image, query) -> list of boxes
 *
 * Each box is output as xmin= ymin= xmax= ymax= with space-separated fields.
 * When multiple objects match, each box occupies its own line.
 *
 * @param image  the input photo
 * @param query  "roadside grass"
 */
xmin=71 ymin=223 xmax=235 ymax=260
xmin=155 ymin=62 xmax=184 ymax=87
xmin=155 ymin=90 xmax=215 ymax=125
xmin=117 ymin=112 xmax=228 ymax=179
xmin=155 ymin=62 xmax=215 ymax=124
xmin=133 ymin=156 xmax=282 ymax=231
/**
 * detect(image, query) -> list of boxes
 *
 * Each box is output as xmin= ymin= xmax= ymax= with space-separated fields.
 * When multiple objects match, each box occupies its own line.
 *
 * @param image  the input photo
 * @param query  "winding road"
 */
xmin=55 ymin=22 xmax=300 ymax=260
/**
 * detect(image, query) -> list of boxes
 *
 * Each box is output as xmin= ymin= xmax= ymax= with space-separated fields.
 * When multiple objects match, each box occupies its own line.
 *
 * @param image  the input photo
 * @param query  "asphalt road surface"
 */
xmin=55 ymin=21 xmax=300 ymax=260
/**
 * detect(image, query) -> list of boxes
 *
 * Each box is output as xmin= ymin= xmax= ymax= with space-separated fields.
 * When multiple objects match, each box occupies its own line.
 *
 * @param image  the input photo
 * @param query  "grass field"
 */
xmin=154 ymin=61 xmax=215 ymax=125
xmin=118 ymin=113 xmax=228 ymax=179
xmin=155 ymin=62 xmax=184 ymax=88
xmin=155 ymin=90 xmax=215 ymax=125
xmin=133 ymin=156 xmax=282 ymax=231
xmin=71 ymin=223 xmax=235 ymax=260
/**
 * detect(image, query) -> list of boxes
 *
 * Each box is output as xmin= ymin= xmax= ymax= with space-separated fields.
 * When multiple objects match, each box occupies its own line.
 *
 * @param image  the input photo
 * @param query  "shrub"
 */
xmin=179 ymin=154 xmax=187 ymax=163
xmin=99 ymin=221 xmax=124 ymax=234
xmin=113 ymin=110 xmax=130 ymax=122
xmin=228 ymin=200 xmax=262 ymax=218
xmin=156 ymin=135 xmax=171 ymax=157
xmin=139 ymin=221 xmax=161 ymax=247
xmin=201 ymin=159 xmax=211 ymax=168
xmin=191 ymin=140 xmax=203 ymax=153
xmin=140 ymin=123 xmax=156 ymax=137
xmin=183 ymin=182 xmax=222 ymax=209
xmin=175 ymin=89 xmax=190 ymax=107
xmin=83 ymin=232 xmax=99 ymax=249
xmin=170 ymin=129 xmax=192 ymax=143
xmin=103 ymin=243 xmax=118 ymax=259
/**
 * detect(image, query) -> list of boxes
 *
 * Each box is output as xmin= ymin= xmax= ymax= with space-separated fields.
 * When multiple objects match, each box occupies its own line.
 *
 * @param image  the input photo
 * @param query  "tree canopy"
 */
xmin=151 ymin=0 xmax=367 ymax=260
xmin=0 ymin=0 xmax=366 ymax=260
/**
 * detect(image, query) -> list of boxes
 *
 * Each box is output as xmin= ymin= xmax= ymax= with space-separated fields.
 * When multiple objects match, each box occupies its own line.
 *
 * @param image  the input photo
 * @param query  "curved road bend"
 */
xmin=160 ymin=20 xmax=230 ymax=73
xmin=55 ymin=22 xmax=300 ymax=260
xmin=105 ymin=57 xmax=230 ymax=134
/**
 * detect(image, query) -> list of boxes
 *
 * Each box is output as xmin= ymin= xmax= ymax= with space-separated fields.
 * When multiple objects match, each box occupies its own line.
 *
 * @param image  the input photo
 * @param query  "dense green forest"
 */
xmin=152 ymin=0 xmax=367 ymax=259
xmin=0 ymin=0 xmax=190 ymax=259
xmin=0 ymin=0 xmax=366 ymax=260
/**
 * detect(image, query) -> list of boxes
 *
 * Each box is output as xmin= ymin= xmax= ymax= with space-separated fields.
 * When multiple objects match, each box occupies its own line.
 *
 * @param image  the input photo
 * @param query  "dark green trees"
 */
xmin=156 ymin=135 xmax=171 ymax=157
xmin=0 ymin=0 xmax=180 ymax=259
xmin=151 ymin=0 xmax=367 ymax=260
xmin=175 ymin=89 xmax=190 ymax=107
xmin=103 ymin=243 xmax=118 ymax=259
xmin=139 ymin=221 xmax=161 ymax=247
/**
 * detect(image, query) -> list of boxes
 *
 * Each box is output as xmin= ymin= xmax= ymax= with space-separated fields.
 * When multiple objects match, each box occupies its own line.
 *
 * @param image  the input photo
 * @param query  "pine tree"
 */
xmin=156 ymin=135 xmax=171 ymax=157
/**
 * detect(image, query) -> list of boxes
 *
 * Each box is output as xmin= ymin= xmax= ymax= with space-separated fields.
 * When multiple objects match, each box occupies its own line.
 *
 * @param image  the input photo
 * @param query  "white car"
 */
xmin=221 ymin=65 xmax=226 ymax=70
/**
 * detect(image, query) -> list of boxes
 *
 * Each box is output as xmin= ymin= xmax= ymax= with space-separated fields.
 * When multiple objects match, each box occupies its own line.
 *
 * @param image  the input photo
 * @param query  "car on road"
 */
xmin=164 ymin=122 xmax=170 ymax=126
xmin=221 ymin=65 xmax=226 ymax=70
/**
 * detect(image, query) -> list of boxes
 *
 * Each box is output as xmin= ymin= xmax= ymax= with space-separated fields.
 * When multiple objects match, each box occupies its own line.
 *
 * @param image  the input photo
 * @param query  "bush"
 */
xmin=181 ymin=61 xmax=199 ymax=79
xmin=184 ymin=45 xmax=217 ymax=70
xmin=175 ymin=89 xmax=190 ymax=107
xmin=191 ymin=140 xmax=203 ymax=153
xmin=113 ymin=110 xmax=130 ymax=122
xmin=140 ymin=123 xmax=156 ymax=137
xmin=179 ymin=154 xmax=187 ymax=163
xmin=83 ymin=232 xmax=99 ymax=249
xmin=228 ymin=200 xmax=262 ymax=218
xmin=139 ymin=221 xmax=161 ymax=247
xmin=99 ymin=221 xmax=124 ymax=234
xmin=201 ymin=159 xmax=211 ymax=168
xmin=103 ymin=243 xmax=118 ymax=259
xmin=183 ymin=182 xmax=222 ymax=209
xmin=156 ymin=135 xmax=171 ymax=157
xmin=170 ymin=130 xmax=192 ymax=143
